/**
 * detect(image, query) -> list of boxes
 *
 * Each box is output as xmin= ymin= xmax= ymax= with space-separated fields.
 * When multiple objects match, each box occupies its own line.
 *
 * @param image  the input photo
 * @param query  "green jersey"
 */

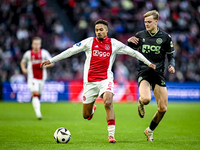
xmin=128 ymin=29 xmax=175 ymax=73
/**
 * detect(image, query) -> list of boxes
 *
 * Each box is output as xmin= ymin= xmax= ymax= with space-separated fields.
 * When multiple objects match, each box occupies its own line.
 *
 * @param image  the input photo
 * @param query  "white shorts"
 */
xmin=28 ymin=78 xmax=45 ymax=94
xmin=82 ymin=79 xmax=114 ymax=104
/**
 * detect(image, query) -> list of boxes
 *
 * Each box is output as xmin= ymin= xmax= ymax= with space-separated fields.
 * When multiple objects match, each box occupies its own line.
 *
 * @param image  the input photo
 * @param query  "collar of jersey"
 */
xmin=147 ymin=28 xmax=159 ymax=37
xmin=31 ymin=48 xmax=42 ymax=53
xmin=95 ymin=36 xmax=109 ymax=43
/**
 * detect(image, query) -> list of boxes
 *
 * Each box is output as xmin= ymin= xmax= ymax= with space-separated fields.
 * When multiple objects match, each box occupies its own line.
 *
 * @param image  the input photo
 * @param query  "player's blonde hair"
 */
xmin=32 ymin=36 xmax=42 ymax=42
xmin=144 ymin=10 xmax=159 ymax=20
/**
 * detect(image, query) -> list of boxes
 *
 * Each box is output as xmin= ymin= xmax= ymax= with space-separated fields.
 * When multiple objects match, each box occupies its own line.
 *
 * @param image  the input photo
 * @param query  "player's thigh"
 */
xmin=153 ymin=85 xmax=168 ymax=112
xmin=82 ymin=92 xmax=98 ymax=116
xmin=139 ymin=80 xmax=151 ymax=99
xmin=83 ymin=82 xmax=99 ymax=104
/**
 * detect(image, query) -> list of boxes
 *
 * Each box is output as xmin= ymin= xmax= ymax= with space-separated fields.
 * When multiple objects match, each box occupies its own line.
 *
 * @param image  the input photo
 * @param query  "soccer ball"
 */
xmin=54 ymin=127 xmax=71 ymax=143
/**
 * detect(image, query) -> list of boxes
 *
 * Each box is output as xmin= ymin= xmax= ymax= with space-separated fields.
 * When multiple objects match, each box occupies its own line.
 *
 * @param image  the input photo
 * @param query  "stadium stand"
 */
xmin=0 ymin=0 xmax=200 ymax=83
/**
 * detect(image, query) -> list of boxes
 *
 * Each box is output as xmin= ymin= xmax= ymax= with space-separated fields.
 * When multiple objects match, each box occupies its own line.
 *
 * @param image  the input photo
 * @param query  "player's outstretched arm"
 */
xmin=40 ymin=60 xmax=51 ymax=68
xmin=123 ymin=45 xmax=156 ymax=70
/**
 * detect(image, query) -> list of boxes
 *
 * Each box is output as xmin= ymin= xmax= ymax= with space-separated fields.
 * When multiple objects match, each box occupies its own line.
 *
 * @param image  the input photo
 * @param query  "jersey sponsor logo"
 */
xmin=76 ymin=42 xmax=81 ymax=46
xmin=32 ymin=60 xmax=43 ymax=64
xmin=142 ymin=44 xmax=161 ymax=54
xmin=156 ymin=38 xmax=163 ymax=44
xmin=93 ymin=50 xmax=111 ymax=57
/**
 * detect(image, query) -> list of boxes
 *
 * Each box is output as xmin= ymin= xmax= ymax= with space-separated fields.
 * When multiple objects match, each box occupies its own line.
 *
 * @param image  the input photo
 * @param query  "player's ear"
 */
xmin=106 ymin=26 xmax=108 ymax=32
xmin=155 ymin=19 xmax=158 ymax=24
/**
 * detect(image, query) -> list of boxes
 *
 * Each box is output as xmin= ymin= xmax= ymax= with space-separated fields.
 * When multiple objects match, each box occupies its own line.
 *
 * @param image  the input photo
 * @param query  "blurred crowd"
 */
xmin=0 ymin=0 xmax=75 ymax=82
xmin=0 ymin=0 xmax=200 ymax=83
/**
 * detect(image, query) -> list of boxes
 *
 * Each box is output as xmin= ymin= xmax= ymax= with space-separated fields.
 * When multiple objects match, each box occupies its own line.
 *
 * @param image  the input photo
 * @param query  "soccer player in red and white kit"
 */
xmin=20 ymin=37 xmax=54 ymax=120
xmin=41 ymin=20 xmax=156 ymax=143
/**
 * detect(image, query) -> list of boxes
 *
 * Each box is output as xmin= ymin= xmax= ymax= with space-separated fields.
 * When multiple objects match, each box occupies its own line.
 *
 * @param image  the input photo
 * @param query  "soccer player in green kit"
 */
xmin=127 ymin=10 xmax=175 ymax=141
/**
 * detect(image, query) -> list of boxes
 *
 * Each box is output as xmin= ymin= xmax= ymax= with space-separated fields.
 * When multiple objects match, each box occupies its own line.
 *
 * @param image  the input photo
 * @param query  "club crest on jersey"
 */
xmin=83 ymin=96 xmax=86 ymax=101
xmin=76 ymin=42 xmax=81 ymax=46
xmin=105 ymin=45 xmax=110 ymax=50
xmin=156 ymin=38 xmax=162 ymax=44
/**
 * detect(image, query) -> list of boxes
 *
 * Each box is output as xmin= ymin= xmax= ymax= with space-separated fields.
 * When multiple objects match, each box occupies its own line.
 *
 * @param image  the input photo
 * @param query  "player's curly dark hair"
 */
xmin=95 ymin=19 xmax=108 ymax=28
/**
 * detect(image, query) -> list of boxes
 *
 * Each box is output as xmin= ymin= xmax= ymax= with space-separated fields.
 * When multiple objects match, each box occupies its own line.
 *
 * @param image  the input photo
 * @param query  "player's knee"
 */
xmin=104 ymin=100 xmax=112 ymax=109
xmin=32 ymin=92 xmax=40 ymax=97
xmin=140 ymin=97 xmax=151 ymax=105
xmin=158 ymin=106 xmax=167 ymax=113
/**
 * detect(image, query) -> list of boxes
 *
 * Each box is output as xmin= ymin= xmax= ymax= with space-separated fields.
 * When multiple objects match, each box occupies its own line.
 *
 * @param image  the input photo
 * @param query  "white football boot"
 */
xmin=144 ymin=127 xmax=153 ymax=141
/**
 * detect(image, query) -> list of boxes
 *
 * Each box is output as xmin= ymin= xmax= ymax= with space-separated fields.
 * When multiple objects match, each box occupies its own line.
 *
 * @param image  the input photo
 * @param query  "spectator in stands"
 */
xmin=0 ymin=0 xmax=200 ymax=82
xmin=10 ymin=68 xmax=26 ymax=83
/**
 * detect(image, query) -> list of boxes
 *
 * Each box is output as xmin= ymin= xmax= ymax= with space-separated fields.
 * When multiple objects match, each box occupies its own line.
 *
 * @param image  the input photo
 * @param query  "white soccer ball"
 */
xmin=54 ymin=127 xmax=71 ymax=143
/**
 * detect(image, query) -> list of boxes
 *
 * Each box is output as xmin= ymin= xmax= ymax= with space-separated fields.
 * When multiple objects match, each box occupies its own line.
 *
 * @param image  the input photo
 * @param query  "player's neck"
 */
xmin=150 ymin=28 xmax=158 ymax=34
xmin=148 ymin=27 xmax=159 ymax=36
xmin=32 ymin=49 xmax=40 ymax=53
xmin=98 ymin=36 xmax=107 ymax=41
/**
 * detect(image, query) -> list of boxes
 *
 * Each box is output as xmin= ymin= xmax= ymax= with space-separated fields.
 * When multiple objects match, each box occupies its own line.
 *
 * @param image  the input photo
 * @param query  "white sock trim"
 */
xmin=108 ymin=125 xmax=115 ymax=137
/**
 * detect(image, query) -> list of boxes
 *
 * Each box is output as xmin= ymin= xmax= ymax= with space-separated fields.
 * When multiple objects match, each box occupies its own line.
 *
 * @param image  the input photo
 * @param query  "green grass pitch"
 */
xmin=0 ymin=101 xmax=200 ymax=150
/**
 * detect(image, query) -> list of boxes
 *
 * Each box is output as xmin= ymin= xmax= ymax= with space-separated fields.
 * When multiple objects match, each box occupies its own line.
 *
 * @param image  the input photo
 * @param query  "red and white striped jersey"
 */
xmin=21 ymin=49 xmax=52 ymax=81
xmin=50 ymin=37 xmax=151 ymax=83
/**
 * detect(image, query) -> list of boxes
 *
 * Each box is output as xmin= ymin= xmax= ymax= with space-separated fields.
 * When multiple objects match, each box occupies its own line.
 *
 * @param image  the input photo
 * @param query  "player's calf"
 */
xmin=87 ymin=104 xmax=97 ymax=120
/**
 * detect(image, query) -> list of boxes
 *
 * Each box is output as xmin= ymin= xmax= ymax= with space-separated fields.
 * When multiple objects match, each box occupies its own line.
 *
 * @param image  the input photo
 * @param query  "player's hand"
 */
xmin=168 ymin=65 xmax=175 ymax=73
xmin=149 ymin=64 xmax=156 ymax=70
xmin=40 ymin=60 xmax=51 ymax=68
xmin=127 ymin=36 xmax=139 ymax=45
